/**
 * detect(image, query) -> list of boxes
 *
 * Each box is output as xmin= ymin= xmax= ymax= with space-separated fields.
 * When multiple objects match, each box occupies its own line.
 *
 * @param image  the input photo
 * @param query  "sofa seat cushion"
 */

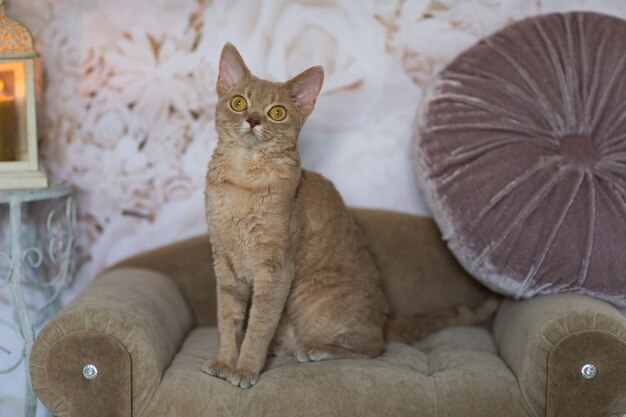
xmin=142 ymin=326 xmax=530 ymax=417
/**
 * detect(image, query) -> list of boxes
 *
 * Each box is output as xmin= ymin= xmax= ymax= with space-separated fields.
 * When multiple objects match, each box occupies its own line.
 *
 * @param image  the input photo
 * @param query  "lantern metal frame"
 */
xmin=0 ymin=3 xmax=47 ymax=190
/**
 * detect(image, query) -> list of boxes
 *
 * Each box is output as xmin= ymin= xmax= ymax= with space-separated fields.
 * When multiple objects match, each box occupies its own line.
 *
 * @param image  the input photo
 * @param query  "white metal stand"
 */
xmin=0 ymin=183 xmax=75 ymax=417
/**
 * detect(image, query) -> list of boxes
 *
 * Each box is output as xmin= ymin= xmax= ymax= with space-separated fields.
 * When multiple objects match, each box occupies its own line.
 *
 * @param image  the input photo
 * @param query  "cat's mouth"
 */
xmin=238 ymin=121 xmax=264 ymax=144
xmin=242 ymin=125 xmax=262 ymax=142
xmin=243 ymin=130 xmax=258 ymax=141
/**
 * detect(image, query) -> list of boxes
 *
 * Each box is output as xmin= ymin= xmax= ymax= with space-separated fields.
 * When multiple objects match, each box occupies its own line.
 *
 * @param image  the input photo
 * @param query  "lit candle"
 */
xmin=0 ymin=80 xmax=16 ymax=161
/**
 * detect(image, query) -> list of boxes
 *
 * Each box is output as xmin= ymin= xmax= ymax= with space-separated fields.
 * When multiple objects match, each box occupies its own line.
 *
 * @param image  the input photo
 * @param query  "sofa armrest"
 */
xmin=29 ymin=267 xmax=194 ymax=417
xmin=493 ymin=294 xmax=626 ymax=417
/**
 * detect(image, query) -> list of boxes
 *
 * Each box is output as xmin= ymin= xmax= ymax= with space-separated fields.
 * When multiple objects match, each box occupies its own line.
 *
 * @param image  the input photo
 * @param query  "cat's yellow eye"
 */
xmin=268 ymin=105 xmax=287 ymax=121
xmin=230 ymin=95 xmax=247 ymax=112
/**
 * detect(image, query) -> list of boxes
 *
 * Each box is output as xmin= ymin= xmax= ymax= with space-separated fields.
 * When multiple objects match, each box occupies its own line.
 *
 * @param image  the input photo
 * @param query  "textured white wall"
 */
xmin=1 ymin=1 xmax=626 ymax=416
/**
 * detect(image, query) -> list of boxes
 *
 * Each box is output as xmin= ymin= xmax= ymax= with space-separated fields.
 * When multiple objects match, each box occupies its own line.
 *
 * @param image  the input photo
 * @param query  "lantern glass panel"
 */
xmin=0 ymin=60 xmax=26 ymax=162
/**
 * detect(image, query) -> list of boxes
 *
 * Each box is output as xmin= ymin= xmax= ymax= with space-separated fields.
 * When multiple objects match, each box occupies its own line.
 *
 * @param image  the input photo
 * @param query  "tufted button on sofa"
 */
xmin=28 ymin=209 xmax=626 ymax=417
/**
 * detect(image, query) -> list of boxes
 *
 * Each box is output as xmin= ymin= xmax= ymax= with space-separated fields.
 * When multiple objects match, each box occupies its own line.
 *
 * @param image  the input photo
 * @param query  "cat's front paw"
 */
xmin=227 ymin=368 xmax=259 ymax=389
xmin=202 ymin=359 xmax=234 ymax=380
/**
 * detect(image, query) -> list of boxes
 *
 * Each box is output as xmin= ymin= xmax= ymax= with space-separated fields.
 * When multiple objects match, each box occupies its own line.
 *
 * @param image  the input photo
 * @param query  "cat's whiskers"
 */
xmin=239 ymin=121 xmax=250 ymax=136
xmin=255 ymin=125 xmax=267 ymax=141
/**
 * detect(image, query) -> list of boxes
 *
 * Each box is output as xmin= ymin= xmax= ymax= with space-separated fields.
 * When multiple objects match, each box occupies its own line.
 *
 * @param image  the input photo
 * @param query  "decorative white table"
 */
xmin=0 ymin=183 xmax=75 ymax=417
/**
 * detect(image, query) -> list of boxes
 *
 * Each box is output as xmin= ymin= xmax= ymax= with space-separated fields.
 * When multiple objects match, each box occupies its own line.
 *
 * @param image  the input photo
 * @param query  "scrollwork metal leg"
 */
xmin=0 ymin=184 xmax=75 ymax=417
xmin=8 ymin=198 xmax=36 ymax=417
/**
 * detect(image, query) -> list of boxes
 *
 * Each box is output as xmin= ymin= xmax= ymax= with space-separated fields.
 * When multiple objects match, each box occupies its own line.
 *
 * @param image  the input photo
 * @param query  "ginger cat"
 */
xmin=203 ymin=44 xmax=388 ymax=388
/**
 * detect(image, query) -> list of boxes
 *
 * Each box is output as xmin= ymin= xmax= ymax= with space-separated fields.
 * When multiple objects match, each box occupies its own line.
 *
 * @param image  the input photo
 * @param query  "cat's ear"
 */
xmin=217 ymin=43 xmax=250 ymax=97
xmin=288 ymin=66 xmax=324 ymax=117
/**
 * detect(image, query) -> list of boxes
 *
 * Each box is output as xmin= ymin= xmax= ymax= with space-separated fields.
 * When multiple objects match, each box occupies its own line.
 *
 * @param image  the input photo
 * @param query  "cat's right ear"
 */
xmin=217 ymin=43 xmax=250 ymax=98
xmin=288 ymin=66 xmax=324 ymax=118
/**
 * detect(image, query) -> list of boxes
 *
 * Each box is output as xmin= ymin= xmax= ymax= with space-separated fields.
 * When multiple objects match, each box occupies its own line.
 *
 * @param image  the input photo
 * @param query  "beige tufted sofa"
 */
xmin=29 ymin=209 xmax=626 ymax=417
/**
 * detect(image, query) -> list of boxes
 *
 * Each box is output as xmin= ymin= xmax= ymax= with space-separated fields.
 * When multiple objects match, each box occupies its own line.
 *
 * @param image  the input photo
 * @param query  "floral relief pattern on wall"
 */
xmin=7 ymin=0 xmax=626 ymax=294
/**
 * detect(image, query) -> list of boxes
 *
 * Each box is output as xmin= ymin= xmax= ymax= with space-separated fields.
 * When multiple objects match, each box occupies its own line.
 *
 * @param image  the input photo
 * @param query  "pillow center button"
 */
xmin=558 ymin=134 xmax=600 ymax=169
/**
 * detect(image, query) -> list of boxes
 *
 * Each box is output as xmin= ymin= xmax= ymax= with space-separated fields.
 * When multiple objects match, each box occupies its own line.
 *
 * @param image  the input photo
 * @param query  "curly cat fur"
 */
xmin=203 ymin=44 xmax=388 ymax=388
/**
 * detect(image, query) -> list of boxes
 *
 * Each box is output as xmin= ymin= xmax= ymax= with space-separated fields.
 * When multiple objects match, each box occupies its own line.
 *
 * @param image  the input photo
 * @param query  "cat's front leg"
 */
xmin=203 ymin=255 xmax=249 ymax=381
xmin=228 ymin=268 xmax=292 ymax=388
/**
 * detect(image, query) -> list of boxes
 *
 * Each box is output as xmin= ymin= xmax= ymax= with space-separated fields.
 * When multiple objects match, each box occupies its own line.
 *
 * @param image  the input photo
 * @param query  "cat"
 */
xmin=202 ymin=43 xmax=388 ymax=388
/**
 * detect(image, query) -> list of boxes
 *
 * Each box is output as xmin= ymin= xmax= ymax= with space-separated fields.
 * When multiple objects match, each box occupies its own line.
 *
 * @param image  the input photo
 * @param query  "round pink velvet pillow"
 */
xmin=414 ymin=12 xmax=626 ymax=306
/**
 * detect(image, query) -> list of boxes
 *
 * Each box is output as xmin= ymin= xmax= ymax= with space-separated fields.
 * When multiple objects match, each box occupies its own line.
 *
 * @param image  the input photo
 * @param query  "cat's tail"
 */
xmin=383 ymin=295 xmax=502 ymax=344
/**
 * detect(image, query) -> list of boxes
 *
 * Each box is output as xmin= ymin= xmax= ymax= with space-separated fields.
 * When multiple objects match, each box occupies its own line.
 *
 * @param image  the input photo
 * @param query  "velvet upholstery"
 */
xmin=42 ymin=330 xmax=132 ymax=417
xmin=114 ymin=236 xmax=219 ymax=326
xmin=547 ymin=331 xmax=626 ymax=417
xmin=493 ymin=293 xmax=626 ymax=417
xmin=141 ymin=326 xmax=529 ymax=417
xmin=29 ymin=210 xmax=626 ymax=417
xmin=29 ymin=268 xmax=194 ymax=417
xmin=414 ymin=12 xmax=626 ymax=306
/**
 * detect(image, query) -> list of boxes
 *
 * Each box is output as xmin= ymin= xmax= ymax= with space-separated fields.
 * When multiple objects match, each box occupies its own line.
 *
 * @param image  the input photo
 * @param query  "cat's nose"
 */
xmin=246 ymin=115 xmax=261 ymax=129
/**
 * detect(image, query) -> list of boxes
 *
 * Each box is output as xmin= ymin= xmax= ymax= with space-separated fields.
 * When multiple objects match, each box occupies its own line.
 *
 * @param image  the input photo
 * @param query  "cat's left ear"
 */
xmin=288 ymin=66 xmax=324 ymax=117
xmin=217 ymin=43 xmax=250 ymax=97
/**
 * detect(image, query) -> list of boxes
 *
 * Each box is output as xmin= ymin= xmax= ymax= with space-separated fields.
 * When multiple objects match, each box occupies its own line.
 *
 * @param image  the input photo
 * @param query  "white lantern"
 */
xmin=0 ymin=2 xmax=47 ymax=190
